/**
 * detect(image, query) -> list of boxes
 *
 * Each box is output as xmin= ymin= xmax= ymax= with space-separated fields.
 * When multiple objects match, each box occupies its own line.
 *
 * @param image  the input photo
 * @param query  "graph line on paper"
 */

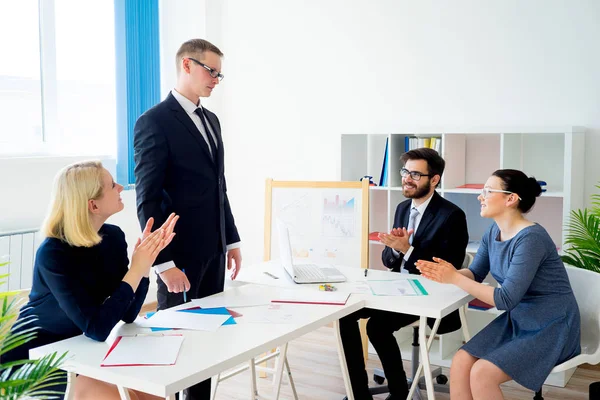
xmin=321 ymin=194 xmax=356 ymax=237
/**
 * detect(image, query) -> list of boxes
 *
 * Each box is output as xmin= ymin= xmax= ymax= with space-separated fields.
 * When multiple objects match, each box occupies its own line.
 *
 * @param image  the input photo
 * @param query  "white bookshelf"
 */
xmin=341 ymin=127 xmax=586 ymax=268
xmin=342 ymin=128 xmax=586 ymax=387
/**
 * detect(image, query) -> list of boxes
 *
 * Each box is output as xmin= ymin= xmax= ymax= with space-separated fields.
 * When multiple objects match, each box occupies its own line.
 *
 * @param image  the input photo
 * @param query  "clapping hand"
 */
xmin=378 ymin=227 xmax=414 ymax=254
xmin=415 ymin=257 xmax=458 ymax=284
xmin=141 ymin=213 xmax=179 ymax=251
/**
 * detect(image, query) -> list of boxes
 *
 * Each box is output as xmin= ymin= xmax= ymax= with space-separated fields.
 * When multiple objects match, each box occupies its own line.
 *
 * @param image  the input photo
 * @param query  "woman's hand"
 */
xmin=141 ymin=213 xmax=179 ymax=252
xmin=131 ymin=228 xmax=166 ymax=275
xmin=415 ymin=257 xmax=459 ymax=284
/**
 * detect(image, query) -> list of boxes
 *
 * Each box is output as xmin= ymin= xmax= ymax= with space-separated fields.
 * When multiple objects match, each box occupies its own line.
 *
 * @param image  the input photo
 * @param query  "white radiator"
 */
xmin=0 ymin=228 xmax=43 ymax=292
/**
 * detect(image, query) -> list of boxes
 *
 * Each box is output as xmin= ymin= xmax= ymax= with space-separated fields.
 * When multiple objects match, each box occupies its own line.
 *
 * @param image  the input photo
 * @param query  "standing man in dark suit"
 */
xmin=134 ymin=39 xmax=241 ymax=400
xmin=339 ymin=148 xmax=468 ymax=400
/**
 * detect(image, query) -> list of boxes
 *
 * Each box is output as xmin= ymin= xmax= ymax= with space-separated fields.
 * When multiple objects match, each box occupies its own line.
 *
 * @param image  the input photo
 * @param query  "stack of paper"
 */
xmin=101 ymin=335 xmax=184 ymax=367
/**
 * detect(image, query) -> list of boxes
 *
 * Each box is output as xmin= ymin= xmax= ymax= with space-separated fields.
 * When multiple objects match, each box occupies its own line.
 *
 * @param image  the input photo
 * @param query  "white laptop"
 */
xmin=276 ymin=219 xmax=346 ymax=284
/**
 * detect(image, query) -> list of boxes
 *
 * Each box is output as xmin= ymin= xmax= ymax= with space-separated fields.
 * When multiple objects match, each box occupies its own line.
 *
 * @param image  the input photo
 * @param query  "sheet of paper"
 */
xmin=137 ymin=310 xmax=230 ymax=331
xmin=368 ymin=279 xmax=425 ymax=296
xmin=191 ymin=287 xmax=272 ymax=309
xmin=101 ymin=335 xmax=184 ymax=367
xmin=343 ymin=282 xmax=372 ymax=294
xmin=235 ymin=304 xmax=301 ymax=324
xmin=271 ymin=289 xmax=350 ymax=305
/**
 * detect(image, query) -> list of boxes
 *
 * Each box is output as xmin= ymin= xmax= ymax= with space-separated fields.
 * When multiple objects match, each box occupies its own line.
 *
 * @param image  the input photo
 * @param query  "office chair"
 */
xmin=533 ymin=266 xmax=600 ymax=400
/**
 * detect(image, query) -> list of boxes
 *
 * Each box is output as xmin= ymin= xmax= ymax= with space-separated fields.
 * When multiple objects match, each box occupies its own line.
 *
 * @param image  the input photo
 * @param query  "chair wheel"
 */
xmin=342 ymin=397 xmax=349 ymax=400
xmin=436 ymin=374 xmax=448 ymax=385
xmin=373 ymin=374 xmax=386 ymax=385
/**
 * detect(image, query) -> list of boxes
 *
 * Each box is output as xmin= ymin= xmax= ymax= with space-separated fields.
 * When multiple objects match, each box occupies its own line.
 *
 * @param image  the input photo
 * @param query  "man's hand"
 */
xmin=379 ymin=228 xmax=413 ymax=254
xmin=227 ymin=248 xmax=242 ymax=280
xmin=159 ymin=268 xmax=191 ymax=293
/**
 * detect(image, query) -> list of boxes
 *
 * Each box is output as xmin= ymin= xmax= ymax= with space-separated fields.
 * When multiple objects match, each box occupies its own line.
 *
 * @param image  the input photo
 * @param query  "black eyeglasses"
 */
xmin=187 ymin=57 xmax=224 ymax=81
xmin=400 ymin=168 xmax=434 ymax=181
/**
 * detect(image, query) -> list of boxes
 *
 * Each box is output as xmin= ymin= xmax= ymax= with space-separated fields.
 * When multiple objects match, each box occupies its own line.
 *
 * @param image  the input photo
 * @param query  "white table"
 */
xmin=236 ymin=261 xmax=474 ymax=400
xmin=29 ymin=283 xmax=364 ymax=399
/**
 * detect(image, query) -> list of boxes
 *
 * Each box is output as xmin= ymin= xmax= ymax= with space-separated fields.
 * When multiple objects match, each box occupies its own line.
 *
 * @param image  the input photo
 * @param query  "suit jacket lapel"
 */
xmin=166 ymin=94 xmax=215 ymax=164
xmin=414 ymin=192 xmax=441 ymax=241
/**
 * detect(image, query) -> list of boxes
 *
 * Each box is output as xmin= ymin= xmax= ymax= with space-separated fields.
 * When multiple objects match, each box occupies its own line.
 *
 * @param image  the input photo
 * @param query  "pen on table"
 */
xmin=364 ymin=268 xmax=368 ymax=277
xmin=263 ymin=271 xmax=279 ymax=279
xmin=182 ymin=268 xmax=187 ymax=303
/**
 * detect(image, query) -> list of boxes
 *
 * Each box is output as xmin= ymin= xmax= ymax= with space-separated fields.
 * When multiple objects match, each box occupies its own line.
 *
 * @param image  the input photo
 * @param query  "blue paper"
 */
xmin=146 ymin=307 xmax=236 ymax=332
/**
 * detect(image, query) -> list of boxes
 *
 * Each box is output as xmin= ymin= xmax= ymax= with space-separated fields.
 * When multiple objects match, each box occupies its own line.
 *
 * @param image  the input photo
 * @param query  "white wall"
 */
xmin=159 ymin=0 xmax=600 ymax=266
xmin=3 ymin=1 xmax=598 ymax=273
xmin=0 ymin=156 xmax=116 ymax=233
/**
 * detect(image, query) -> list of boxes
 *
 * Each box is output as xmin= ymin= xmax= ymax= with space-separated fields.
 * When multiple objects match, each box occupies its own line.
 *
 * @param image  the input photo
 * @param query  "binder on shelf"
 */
xmin=456 ymin=183 xmax=484 ymax=189
xmin=369 ymin=232 xmax=382 ymax=241
xmin=379 ymin=138 xmax=389 ymax=187
xmin=468 ymin=299 xmax=494 ymax=311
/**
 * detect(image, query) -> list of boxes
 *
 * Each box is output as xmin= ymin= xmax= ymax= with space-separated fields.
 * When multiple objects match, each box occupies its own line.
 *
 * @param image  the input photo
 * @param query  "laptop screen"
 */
xmin=276 ymin=219 xmax=296 ymax=278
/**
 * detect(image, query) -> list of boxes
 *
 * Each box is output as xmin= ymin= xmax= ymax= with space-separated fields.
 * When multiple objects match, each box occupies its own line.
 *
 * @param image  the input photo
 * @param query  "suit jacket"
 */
xmin=382 ymin=192 xmax=468 ymax=334
xmin=382 ymin=191 xmax=468 ymax=274
xmin=133 ymin=93 xmax=240 ymax=270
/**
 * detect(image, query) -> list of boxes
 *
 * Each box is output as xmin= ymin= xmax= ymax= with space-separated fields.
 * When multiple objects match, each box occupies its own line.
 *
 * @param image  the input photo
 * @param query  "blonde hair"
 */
xmin=42 ymin=161 xmax=105 ymax=247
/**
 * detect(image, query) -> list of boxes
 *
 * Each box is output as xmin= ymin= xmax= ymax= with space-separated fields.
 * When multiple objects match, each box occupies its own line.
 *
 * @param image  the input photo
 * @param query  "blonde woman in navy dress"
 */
xmin=3 ymin=161 xmax=178 ymax=400
xmin=416 ymin=169 xmax=580 ymax=400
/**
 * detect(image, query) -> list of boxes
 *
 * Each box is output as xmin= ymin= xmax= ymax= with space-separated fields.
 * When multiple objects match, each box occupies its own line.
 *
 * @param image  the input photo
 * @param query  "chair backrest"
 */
xmin=461 ymin=253 xmax=474 ymax=269
xmin=565 ymin=266 xmax=600 ymax=362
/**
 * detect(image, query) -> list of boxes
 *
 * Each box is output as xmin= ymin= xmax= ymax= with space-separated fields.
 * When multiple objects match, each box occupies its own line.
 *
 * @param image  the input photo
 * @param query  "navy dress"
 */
xmin=462 ymin=223 xmax=581 ymax=391
xmin=2 ymin=224 xmax=149 ymax=363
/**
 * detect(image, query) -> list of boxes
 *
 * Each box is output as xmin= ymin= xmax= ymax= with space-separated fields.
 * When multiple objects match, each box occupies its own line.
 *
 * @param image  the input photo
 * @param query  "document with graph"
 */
xmin=367 ymin=279 xmax=428 ymax=296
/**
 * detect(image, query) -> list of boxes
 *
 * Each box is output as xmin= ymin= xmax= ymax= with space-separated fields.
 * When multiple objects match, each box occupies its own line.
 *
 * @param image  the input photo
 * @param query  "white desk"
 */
xmin=236 ymin=261 xmax=474 ymax=400
xmin=29 ymin=283 xmax=364 ymax=399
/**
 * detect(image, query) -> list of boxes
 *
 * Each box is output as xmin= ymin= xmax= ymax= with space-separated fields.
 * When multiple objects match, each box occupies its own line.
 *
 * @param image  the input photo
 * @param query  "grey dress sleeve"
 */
xmin=492 ymin=230 xmax=547 ymax=311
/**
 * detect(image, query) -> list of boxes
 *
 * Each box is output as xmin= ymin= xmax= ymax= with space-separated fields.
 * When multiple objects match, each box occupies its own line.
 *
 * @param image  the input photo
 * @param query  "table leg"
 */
xmin=64 ymin=371 xmax=76 ymax=400
xmin=333 ymin=320 xmax=354 ymax=400
xmin=417 ymin=317 xmax=441 ymax=400
xmin=407 ymin=317 xmax=442 ymax=399
xmin=272 ymin=342 xmax=288 ymax=399
xmin=250 ymin=358 xmax=258 ymax=399
xmin=117 ymin=386 xmax=132 ymax=400
xmin=284 ymin=357 xmax=299 ymax=400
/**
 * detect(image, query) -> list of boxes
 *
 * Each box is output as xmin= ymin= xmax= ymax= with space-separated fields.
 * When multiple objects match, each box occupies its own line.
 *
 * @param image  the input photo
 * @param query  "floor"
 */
xmin=213 ymin=325 xmax=597 ymax=399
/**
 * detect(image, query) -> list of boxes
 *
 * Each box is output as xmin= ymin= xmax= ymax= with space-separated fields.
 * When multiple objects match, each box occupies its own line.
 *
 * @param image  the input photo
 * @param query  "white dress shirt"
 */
xmin=154 ymin=90 xmax=241 ymax=274
xmin=392 ymin=192 xmax=435 ymax=273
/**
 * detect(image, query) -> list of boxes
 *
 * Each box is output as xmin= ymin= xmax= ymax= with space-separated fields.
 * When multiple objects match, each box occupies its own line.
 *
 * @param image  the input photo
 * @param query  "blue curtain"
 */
xmin=115 ymin=0 xmax=160 ymax=185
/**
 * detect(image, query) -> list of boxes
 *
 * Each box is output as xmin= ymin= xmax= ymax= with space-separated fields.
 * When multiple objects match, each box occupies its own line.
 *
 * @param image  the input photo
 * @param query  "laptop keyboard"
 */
xmin=294 ymin=264 xmax=327 ymax=281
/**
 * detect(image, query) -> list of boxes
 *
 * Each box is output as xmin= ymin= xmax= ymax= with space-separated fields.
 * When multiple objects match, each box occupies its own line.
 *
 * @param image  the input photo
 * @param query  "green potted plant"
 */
xmin=0 ymin=261 xmax=67 ymax=399
xmin=561 ymin=184 xmax=600 ymax=273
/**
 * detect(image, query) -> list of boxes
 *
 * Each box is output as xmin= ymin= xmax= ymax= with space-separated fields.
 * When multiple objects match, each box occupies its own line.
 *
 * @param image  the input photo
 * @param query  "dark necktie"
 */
xmin=194 ymin=107 xmax=218 ymax=161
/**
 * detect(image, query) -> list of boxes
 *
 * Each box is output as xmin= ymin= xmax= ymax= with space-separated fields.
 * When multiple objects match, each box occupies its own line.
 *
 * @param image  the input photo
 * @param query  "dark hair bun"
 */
xmin=527 ymin=177 xmax=542 ymax=198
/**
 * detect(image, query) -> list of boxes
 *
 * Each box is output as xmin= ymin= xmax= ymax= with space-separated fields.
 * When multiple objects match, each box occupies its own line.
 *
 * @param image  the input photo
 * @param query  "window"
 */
xmin=0 ymin=1 xmax=43 ymax=150
xmin=0 ymin=0 xmax=116 ymax=157
xmin=52 ymin=0 xmax=116 ymax=156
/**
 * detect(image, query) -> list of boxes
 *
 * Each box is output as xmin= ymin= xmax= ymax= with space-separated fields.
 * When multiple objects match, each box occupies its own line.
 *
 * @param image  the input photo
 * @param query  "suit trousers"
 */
xmin=339 ymin=307 xmax=461 ymax=399
xmin=156 ymin=253 xmax=226 ymax=400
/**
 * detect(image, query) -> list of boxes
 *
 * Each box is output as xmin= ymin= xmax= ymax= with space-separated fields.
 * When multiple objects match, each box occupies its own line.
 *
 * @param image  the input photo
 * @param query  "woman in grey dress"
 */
xmin=415 ymin=169 xmax=581 ymax=400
